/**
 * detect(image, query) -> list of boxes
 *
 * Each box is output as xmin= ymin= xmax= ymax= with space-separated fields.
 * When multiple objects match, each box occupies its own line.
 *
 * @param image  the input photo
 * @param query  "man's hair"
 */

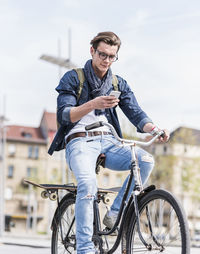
xmin=90 ymin=31 xmax=121 ymax=52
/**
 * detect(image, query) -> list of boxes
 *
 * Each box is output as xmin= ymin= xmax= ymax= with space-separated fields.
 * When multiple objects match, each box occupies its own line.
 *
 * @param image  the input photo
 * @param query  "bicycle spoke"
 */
xmin=127 ymin=190 xmax=190 ymax=254
xmin=52 ymin=197 xmax=76 ymax=254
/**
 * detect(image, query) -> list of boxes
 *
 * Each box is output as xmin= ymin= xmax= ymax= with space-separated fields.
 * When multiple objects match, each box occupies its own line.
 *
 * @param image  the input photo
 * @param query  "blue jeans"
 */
xmin=66 ymin=134 xmax=154 ymax=254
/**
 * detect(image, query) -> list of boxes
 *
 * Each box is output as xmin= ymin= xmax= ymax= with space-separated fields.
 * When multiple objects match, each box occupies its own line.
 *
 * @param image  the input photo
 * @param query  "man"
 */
xmin=48 ymin=31 xmax=169 ymax=254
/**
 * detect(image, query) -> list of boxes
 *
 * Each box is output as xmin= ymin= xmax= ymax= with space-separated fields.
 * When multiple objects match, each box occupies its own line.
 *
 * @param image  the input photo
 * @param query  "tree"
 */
xmin=149 ymin=154 xmax=177 ymax=190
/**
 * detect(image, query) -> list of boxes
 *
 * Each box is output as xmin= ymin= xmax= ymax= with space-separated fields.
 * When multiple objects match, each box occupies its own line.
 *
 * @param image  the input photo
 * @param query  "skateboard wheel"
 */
xmin=103 ymin=196 xmax=110 ymax=204
xmin=41 ymin=191 xmax=49 ymax=199
xmin=49 ymin=193 xmax=57 ymax=201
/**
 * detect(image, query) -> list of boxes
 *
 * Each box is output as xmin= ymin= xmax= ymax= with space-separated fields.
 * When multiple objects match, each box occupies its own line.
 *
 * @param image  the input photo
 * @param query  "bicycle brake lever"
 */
xmin=159 ymin=130 xmax=165 ymax=139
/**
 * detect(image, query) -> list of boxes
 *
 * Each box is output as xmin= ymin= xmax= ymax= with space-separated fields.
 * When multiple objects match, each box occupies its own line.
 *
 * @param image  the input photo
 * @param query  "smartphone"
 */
xmin=109 ymin=90 xmax=121 ymax=99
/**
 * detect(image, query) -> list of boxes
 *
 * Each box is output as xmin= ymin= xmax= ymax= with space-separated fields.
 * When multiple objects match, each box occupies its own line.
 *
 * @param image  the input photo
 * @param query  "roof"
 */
xmin=6 ymin=125 xmax=46 ymax=144
xmin=40 ymin=110 xmax=57 ymax=132
xmin=170 ymin=126 xmax=200 ymax=146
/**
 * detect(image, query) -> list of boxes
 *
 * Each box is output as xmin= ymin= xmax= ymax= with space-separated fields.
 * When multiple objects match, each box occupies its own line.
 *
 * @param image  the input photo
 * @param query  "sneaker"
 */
xmin=103 ymin=211 xmax=118 ymax=229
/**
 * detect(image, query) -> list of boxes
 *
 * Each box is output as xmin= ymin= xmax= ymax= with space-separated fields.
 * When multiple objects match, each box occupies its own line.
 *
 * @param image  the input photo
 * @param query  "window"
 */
xmin=27 ymin=167 xmax=37 ymax=178
xmin=34 ymin=146 xmax=39 ymax=159
xmin=27 ymin=167 xmax=31 ymax=177
xmin=163 ymin=146 xmax=167 ymax=153
xmin=8 ymin=144 xmax=16 ymax=156
xmin=28 ymin=146 xmax=33 ymax=158
xmin=28 ymin=146 xmax=39 ymax=159
xmin=22 ymin=132 xmax=32 ymax=138
xmin=51 ymin=168 xmax=59 ymax=181
xmin=5 ymin=187 xmax=13 ymax=200
xmin=7 ymin=165 xmax=14 ymax=178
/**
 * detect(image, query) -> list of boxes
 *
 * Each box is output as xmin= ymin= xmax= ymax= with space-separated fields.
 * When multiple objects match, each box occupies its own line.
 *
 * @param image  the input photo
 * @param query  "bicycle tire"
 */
xmin=51 ymin=196 xmax=76 ymax=254
xmin=126 ymin=189 xmax=190 ymax=254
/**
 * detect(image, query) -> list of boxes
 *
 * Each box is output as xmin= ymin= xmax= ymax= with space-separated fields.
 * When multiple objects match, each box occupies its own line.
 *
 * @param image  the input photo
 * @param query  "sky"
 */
xmin=0 ymin=0 xmax=200 ymax=133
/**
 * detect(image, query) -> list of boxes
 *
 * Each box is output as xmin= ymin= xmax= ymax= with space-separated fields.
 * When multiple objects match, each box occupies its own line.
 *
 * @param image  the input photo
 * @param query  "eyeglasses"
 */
xmin=95 ymin=49 xmax=118 ymax=62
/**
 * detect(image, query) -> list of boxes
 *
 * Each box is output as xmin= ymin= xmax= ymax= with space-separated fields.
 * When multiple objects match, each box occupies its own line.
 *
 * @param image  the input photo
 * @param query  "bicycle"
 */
xmin=24 ymin=121 xmax=190 ymax=254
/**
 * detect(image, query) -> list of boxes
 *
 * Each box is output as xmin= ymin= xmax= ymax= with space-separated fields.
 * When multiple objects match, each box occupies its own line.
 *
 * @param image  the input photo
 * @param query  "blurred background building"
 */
xmin=1 ymin=110 xmax=128 ymax=235
xmin=1 ymin=110 xmax=200 ymax=242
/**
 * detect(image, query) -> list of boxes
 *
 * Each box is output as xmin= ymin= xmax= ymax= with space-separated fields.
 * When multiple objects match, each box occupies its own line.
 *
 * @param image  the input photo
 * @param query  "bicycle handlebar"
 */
xmin=85 ymin=121 xmax=164 ymax=147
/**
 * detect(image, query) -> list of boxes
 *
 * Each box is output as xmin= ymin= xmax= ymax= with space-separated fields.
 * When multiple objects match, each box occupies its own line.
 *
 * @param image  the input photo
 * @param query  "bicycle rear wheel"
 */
xmin=51 ymin=196 xmax=76 ymax=254
xmin=127 ymin=189 xmax=190 ymax=254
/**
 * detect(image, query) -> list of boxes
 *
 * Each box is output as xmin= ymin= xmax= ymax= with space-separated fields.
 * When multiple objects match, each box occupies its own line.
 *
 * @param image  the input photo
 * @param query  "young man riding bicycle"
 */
xmin=48 ymin=31 xmax=169 ymax=254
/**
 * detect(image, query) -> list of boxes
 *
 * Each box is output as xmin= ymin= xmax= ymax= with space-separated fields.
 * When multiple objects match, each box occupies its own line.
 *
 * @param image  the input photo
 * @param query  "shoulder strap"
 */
xmin=112 ymin=74 xmax=118 ymax=91
xmin=57 ymin=72 xmax=118 ymax=130
xmin=74 ymin=69 xmax=118 ymax=100
xmin=74 ymin=68 xmax=85 ymax=100
xmin=57 ymin=68 xmax=85 ymax=130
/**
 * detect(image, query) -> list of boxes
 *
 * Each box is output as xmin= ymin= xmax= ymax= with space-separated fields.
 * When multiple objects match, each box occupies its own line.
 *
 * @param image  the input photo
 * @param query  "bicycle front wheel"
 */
xmin=51 ymin=196 xmax=76 ymax=254
xmin=127 ymin=189 xmax=190 ymax=254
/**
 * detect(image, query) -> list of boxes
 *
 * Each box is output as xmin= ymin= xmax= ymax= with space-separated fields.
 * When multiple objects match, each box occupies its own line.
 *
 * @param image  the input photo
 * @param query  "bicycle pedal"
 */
xmin=70 ymin=234 xmax=76 ymax=239
xmin=104 ymin=227 xmax=118 ymax=236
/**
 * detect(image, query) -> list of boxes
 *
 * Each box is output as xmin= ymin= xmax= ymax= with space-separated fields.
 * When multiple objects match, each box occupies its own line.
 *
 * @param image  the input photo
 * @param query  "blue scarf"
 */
xmin=84 ymin=59 xmax=113 ymax=115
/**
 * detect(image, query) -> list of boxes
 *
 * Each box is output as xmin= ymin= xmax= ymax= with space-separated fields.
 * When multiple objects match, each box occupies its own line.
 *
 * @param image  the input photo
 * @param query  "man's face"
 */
xmin=90 ymin=41 xmax=118 ymax=78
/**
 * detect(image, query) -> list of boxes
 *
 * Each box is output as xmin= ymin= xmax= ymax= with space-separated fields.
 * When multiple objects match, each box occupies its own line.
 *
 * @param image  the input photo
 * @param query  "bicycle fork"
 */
xmin=129 ymin=145 xmax=151 ymax=250
xmin=130 ymin=145 xmax=164 ymax=251
xmin=130 ymin=145 xmax=156 ymax=251
xmin=133 ymin=194 xmax=152 ymax=251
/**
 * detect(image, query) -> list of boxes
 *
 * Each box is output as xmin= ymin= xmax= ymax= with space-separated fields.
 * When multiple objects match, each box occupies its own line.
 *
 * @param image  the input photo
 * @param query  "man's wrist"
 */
xmin=87 ymin=100 xmax=95 ymax=111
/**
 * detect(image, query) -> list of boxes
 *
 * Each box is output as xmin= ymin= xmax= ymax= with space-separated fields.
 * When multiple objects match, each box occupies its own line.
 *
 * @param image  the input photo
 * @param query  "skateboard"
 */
xmin=23 ymin=179 xmax=119 ymax=201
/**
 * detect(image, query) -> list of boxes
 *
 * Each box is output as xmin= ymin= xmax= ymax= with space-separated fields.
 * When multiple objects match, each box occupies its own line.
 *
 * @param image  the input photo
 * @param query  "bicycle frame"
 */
xmin=84 ymin=121 xmax=164 ymax=253
xmin=51 ymin=121 xmax=164 ymax=253
xmin=92 ymin=160 xmax=153 ymax=253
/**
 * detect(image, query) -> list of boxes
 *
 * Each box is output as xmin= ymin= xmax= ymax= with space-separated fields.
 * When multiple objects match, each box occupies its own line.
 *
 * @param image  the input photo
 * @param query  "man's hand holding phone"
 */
xmin=109 ymin=90 xmax=121 ymax=99
xmin=90 ymin=91 xmax=121 ymax=110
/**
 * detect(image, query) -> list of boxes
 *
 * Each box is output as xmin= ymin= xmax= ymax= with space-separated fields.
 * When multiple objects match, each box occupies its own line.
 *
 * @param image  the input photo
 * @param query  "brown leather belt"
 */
xmin=66 ymin=131 xmax=112 ymax=144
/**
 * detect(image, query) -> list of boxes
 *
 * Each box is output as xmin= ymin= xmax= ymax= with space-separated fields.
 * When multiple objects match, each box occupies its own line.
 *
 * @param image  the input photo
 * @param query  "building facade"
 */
xmin=147 ymin=126 xmax=200 ymax=238
xmin=4 ymin=111 xmax=58 ymax=234
xmin=3 ymin=110 xmax=128 ymax=234
xmin=4 ymin=111 xmax=200 ymax=237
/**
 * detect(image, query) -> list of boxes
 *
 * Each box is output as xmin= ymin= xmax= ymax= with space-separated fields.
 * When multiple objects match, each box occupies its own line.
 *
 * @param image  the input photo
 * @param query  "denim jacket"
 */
xmin=48 ymin=69 xmax=152 ymax=155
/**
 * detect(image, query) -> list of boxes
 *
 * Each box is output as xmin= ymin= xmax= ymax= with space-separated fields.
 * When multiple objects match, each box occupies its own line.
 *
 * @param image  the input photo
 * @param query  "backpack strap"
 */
xmin=74 ymin=68 xmax=119 ymax=100
xmin=57 ymin=71 xmax=119 ymax=130
xmin=112 ymin=74 xmax=119 ymax=91
xmin=74 ymin=68 xmax=85 ymax=101
xmin=57 ymin=68 xmax=85 ymax=130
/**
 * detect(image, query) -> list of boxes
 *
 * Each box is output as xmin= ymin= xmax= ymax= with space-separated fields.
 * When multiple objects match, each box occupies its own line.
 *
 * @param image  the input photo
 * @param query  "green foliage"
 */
xmin=181 ymin=157 xmax=200 ymax=201
xmin=171 ymin=127 xmax=196 ymax=145
xmin=122 ymin=131 xmax=138 ymax=140
xmin=149 ymin=155 xmax=177 ymax=190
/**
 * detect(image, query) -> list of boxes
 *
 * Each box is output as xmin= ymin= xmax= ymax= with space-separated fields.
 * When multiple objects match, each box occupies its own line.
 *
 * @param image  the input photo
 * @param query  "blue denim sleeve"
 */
xmin=56 ymin=70 xmax=79 ymax=126
xmin=117 ymin=76 xmax=153 ymax=133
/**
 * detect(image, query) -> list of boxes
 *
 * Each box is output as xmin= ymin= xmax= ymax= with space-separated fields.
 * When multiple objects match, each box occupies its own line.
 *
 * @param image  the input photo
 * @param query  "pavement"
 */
xmin=1 ymin=233 xmax=200 ymax=253
xmin=0 ymin=233 xmax=51 ymax=248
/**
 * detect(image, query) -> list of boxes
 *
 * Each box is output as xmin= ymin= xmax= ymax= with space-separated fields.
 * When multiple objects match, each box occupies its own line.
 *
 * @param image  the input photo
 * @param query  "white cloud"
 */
xmin=62 ymin=0 xmax=81 ymax=8
xmin=1 ymin=0 xmax=200 ymax=131
xmin=125 ymin=9 xmax=151 ymax=31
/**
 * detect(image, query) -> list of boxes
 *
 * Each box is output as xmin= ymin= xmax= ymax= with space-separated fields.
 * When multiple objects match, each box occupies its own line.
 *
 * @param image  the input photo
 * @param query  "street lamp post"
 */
xmin=0 ymin=115 xmax=7 ymax=237
xmin=39 ymin=29 xmax=76 ymax=186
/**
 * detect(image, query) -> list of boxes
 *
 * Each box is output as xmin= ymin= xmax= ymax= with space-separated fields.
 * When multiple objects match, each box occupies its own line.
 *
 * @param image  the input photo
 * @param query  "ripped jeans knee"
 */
xmin=141 ymin=153 xmax=154 ymax=164
xmin=76 ymin=178 xmax=97 ymax=201
xmin=81 ymin=193 xmax=95 ymax=200
xmin=139 ymin=152 xmax=154 ymax=185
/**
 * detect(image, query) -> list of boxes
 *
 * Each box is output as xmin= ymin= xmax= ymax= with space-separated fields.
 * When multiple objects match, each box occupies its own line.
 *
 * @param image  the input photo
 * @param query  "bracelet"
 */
xmin=150 ymin=126 xmax=159 ymax=136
